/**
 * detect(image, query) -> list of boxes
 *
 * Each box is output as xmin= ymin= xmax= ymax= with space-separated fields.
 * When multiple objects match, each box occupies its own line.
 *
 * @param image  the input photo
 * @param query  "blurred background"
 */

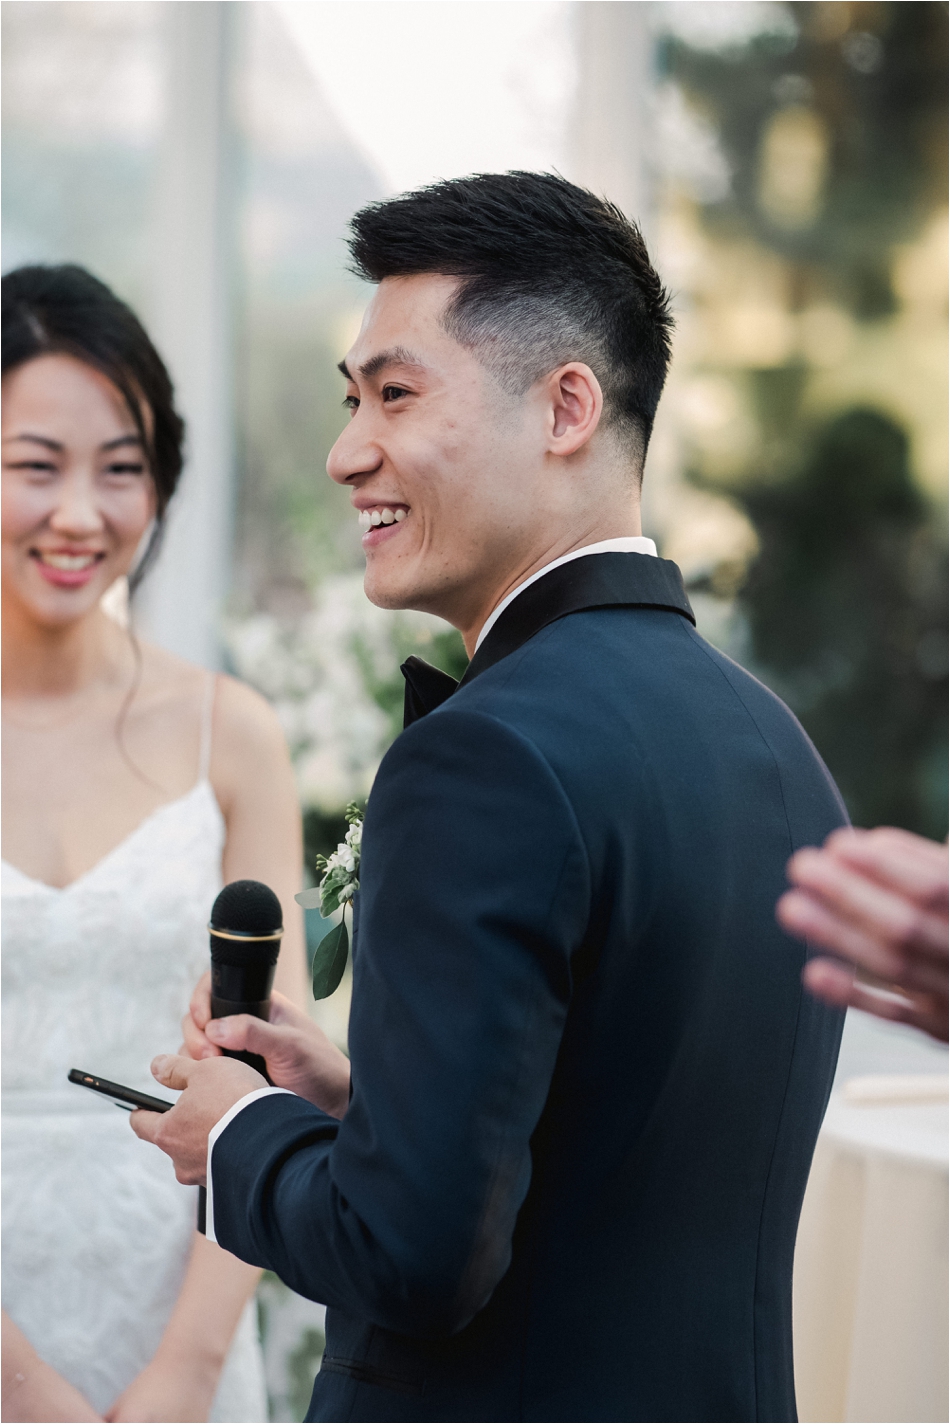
xmin=3 ymin=3 xmax=947 ymax=1420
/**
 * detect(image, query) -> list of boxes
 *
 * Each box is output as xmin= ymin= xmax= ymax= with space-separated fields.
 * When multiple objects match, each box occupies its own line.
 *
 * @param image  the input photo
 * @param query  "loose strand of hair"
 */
xmin=114 ymin=625 xmax=164 ymax=794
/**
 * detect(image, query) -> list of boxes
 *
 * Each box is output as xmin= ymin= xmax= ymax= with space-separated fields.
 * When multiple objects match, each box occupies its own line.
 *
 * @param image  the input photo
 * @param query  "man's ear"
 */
xmin=545 ymin=362 xmax=604 ymax=455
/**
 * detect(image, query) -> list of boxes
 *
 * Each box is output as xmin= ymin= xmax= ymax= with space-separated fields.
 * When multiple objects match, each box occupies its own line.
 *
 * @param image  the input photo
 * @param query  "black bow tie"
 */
xmin=401 ymin=655 xmax=459 ymax=728
xmin=399 ymin=552 xmax=693 ymax=729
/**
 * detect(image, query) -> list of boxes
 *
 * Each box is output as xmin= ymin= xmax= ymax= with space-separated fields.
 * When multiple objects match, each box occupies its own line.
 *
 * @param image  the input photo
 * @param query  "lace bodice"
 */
xmin=2 ymin=780 xmax=224 ymax=1097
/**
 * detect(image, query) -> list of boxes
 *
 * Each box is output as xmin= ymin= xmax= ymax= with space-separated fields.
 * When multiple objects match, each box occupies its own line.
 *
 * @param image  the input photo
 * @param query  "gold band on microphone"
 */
xmin=208 ymin=924 xmax=283 ymax=943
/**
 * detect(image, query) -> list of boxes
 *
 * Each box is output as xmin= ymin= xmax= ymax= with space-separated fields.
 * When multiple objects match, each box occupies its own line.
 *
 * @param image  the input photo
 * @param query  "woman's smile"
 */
xmin=30 ymin=546 xmax=107 ymax=587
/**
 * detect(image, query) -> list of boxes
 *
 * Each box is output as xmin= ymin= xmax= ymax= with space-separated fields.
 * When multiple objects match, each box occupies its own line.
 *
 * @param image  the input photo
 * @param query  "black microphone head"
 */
xmin=209 ymin=882 xmax=282 ymax=1037
xmin=211 ymin=880 xmax=283 ymax=936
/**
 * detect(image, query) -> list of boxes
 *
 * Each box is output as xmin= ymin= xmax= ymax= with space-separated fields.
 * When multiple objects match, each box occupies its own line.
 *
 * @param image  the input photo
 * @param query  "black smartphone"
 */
xmin=68 ymin=1069 xmax=174 ymax=1113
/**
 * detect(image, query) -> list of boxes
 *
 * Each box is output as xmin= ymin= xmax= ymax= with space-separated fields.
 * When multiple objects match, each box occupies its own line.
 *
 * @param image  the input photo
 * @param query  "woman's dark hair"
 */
xmin=348 ymin=172 xmax=674 ymax=469
xmin=1 ymin=263 xmax=185 ymax=591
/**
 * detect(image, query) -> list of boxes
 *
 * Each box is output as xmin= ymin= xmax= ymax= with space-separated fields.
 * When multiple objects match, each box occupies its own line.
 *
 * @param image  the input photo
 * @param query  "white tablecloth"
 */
xmin=793 ymin=1075 xmax=949 ymax=1423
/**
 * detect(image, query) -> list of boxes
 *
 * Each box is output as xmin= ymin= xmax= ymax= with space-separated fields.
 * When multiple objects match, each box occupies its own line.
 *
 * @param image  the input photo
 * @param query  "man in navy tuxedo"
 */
xmin=135 ymin=173 xmax=846 ymax=1422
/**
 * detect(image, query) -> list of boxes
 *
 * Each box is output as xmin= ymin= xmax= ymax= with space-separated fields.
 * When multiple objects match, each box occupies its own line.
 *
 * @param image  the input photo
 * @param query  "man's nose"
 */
xmin=326 ymin=415 xmax=383 ymax=486
xmin=48 ymin=470 xmax=106 ymax=535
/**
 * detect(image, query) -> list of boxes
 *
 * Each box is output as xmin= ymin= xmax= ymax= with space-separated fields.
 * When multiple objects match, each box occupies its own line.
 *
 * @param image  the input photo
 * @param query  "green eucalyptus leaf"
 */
xmin=294 ymin=887 xmax=323 ymax=909
xmin=311 ymin=918 xmax=349 ymax=1000
xmin=321 ymin=887 xmax=342 ymax=916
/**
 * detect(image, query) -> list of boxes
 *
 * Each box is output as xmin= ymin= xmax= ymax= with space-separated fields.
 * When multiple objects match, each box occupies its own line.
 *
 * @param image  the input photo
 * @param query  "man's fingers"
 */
xmin=803 ymin=956 xmax=907 ymax=1018
xmin=786 ymin=849 xmax=948 ymax=961
xmin=803 ymin=957 xmax=948 ymax=1042
xmin=190 ymin=970 xmax=213 ymax=1031
xmin=150 ymin=1053 xmax=194 ymax=1092
xmin=779 ymin=888 xmax=949 ymax=995
xmin=778 ymin=887 xmax=895 ymax=974
xmin=265 ymin=989 xmax=314 ymax=1032
xmin=180 ymin=1007 xmax=221 ymax=1061
xmin=825 ymin=827 xmax=950 ymax=912
xmin=128 ymin=1108 xmax=164 ymax=1144
xmin=206 ymin=1013 xmax=282 ymax=1056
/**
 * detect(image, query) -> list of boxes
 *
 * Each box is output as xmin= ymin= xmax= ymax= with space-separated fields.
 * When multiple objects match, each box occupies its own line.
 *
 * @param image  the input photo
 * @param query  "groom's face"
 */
xmin=327 ymin=274 xmax=544 ymax=630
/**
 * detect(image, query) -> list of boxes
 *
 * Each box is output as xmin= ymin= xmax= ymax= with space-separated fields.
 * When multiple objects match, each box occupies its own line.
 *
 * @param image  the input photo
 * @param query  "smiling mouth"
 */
xmin=32 ymin=551 xmax=105 ymax=571
xmin=357 ymin=506 xmax=408 ymax=532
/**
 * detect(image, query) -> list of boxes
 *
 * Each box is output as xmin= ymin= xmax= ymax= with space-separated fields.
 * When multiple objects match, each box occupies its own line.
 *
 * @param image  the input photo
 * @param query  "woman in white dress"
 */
xmin=1 ymin=265 xmax=310 ymax=1422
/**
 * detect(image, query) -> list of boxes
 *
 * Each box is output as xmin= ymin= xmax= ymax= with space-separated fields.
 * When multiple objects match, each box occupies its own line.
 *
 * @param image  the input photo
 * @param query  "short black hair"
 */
xmin=348 ymin=172 xmax=673 ymax=466
xmin=2 ymin=263 xmax=185 ymax=590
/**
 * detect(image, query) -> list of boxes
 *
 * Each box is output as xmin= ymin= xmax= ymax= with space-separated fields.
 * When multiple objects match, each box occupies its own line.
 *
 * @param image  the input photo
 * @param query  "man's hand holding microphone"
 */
xmin=131 ymin=979 xmax=351 ymax=1186
xmin=129 ymin=880 xmax=351 ymax=1188
xmin=187 ymin=971 xmax=351 ymax=1112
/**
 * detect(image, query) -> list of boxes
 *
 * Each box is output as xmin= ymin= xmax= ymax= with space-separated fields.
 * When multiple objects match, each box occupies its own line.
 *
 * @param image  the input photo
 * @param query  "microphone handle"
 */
xmin=198 ymin=992 xmax=274 ymax=1235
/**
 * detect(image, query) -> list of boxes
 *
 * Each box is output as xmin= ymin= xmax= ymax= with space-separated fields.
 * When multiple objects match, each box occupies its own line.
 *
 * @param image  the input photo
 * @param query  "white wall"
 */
xmin=569 ymin=2 xmax=652 ymax=230
xmin=136 ymin=1 xmax=240 ymax=669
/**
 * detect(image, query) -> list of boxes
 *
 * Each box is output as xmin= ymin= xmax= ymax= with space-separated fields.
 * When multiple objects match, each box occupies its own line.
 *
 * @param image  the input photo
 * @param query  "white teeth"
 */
xmin=357 ymin=507 xmax=407 ymax=532
xmin=41 ymin=553 xmax=97 ymax=570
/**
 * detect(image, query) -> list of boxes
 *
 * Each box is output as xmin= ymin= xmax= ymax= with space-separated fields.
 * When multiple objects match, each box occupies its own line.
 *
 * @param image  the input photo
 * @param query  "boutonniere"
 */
xmin=295 ymin=802 xmax=362 ymax=999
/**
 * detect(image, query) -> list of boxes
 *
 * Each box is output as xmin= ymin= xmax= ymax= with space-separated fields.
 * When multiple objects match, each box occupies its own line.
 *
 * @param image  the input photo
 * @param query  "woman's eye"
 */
xmin=343 ymin=395 xmax=360 ymax=411
xmin=382 ymin=385 xmax=409 ymax=403
xmin=103 ymin=463 xmax=146 ymax=477
xmin=7 ymin=460 xmax=57 ymax=479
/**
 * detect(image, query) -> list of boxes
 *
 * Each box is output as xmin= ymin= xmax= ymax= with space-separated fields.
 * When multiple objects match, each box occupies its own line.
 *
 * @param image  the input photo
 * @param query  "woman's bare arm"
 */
xmin=211 ymin=674 xmax=311 ymax=1011
xmin=104 ymin=1236 xmax=260 ymax=1422
xmin=2 ymin=1311 xmax=101 ymax=1423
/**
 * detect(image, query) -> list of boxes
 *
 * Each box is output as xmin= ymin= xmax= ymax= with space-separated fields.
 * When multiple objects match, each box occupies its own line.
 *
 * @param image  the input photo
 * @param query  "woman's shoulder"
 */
xmin=210 ymin=674 xmax=295 ymax=817
xmin=212 ymin=671 xmax=288 ymax=758
xmin=137 ymin=643 xmax=279 ymax=734
xmin=136 ymin=640 xmax=289 ymax=772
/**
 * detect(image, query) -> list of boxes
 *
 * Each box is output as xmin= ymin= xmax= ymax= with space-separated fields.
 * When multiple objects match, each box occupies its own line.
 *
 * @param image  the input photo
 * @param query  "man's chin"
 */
xmin=363 ymin=564 xmax=453 ymax=619
xmin=362 ymin=566 xmax=418 ymax=613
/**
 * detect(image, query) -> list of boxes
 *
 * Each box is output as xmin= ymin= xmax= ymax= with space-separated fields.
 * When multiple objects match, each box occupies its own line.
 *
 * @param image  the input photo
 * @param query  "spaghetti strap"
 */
xmin=197 ymin=671 xmax=216 ymax=784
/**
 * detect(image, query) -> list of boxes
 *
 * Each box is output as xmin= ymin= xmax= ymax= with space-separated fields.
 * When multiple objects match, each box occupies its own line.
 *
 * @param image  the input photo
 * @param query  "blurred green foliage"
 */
xmin=234 ymin=312 xmax=363 ymax=614
xmin=663 ymin=1 xmax=948 ymax=319
xmin=727 ymin=408 xmax=947 ymax=835
xmin=668 ymin=1 xmax=947 ymax=835
xmin=286 ymin=1326 xmax=326 ymax=1421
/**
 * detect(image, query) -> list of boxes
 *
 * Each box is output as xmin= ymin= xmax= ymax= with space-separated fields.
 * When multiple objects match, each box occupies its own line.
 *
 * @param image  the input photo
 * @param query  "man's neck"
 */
xmin=459 ymin=520 xmax=645 ymax=657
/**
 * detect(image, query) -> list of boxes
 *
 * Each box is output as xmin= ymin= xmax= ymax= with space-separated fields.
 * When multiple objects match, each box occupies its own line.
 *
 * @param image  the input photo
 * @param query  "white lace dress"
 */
xmin=1 ymin=694 xmax=268 ymax=1421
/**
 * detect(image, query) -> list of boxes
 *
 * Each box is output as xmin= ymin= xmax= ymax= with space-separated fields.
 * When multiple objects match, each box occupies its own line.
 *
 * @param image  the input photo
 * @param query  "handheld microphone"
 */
xmin=198 ymin=879 xmax=283 ymax=1237
xmin=208 ymin=879 xmax=284 ymax=1078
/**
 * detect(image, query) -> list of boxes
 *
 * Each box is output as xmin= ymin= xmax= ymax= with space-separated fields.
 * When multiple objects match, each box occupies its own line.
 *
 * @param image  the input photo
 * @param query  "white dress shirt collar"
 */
xmin=474 ymin=536 xmax=658 ymax=653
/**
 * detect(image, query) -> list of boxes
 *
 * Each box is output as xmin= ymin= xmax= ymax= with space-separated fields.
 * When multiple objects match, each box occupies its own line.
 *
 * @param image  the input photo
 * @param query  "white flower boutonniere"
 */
xmin=295 ymin=802 xmax=362 ymax=999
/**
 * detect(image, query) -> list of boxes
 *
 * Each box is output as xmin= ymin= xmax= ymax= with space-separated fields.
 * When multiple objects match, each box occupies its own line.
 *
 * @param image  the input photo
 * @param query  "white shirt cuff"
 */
xmin=205 ymin=1086 xmax=293 ymax=1244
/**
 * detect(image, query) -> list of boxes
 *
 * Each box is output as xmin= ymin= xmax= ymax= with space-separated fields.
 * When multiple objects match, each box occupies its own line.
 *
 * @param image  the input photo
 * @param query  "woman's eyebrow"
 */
xmin=3 ymin=432 xmax=63 ymax=450
xmin=100 ymin=434 xmax=143 ymax=452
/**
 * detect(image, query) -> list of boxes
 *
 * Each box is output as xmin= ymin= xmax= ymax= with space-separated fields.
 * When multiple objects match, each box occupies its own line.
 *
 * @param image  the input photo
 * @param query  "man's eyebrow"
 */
xmin=338 ymin=347 xmax=428 ymax=383
xmin=2 ymin=432 xmax=64 ymax=451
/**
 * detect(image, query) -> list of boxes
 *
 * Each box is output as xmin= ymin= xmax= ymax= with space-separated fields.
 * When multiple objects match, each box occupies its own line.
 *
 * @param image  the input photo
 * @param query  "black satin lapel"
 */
xmin=462 ymin=553 xmax=694 ymax=685
xmin=401 ymin=655 xmax=459 ymax=728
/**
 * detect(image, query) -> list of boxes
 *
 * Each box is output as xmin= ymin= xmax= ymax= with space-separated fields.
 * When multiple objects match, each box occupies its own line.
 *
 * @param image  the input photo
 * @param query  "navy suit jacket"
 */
xmin=211 ymin=554 xmax=846 ymax=1423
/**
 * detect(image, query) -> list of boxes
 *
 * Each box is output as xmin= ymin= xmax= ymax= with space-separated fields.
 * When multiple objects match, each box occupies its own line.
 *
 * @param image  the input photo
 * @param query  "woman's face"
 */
xmin=1 ymin=353 xmax=157 ymax=629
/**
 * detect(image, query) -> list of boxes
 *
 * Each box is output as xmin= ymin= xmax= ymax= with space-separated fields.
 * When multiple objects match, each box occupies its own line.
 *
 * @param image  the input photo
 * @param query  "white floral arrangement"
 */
xmin=224 ymin=572 xmax=447 ymax=813
xmin=295 ymin=802 xmax=363 ymax=998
